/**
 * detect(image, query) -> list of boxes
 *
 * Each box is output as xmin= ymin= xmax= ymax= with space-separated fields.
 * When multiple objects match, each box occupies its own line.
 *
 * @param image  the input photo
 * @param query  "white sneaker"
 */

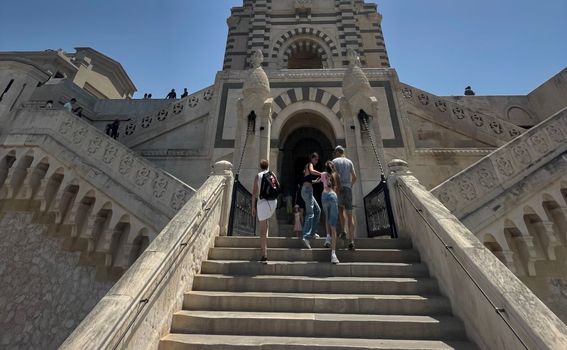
xmin=302 ymin=238 xmax=312 ymax=249
xmin=313 ymin=233 xmax=320 ymax=239
xmin=324 ymin=236 xmax=332 ymax=248
xmin=331 ymin=254 xmax=339 ymax=264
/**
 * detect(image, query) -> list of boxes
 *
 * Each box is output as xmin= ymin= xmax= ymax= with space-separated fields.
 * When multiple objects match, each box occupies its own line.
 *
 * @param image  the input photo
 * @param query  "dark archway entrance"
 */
xmin=279 ymin=127 xmax=334 ymax=209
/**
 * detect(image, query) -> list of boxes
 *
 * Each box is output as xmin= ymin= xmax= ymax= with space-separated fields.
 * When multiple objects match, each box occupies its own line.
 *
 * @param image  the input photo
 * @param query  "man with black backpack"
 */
xmin=251 ymin=159 xmax=281 ymax=264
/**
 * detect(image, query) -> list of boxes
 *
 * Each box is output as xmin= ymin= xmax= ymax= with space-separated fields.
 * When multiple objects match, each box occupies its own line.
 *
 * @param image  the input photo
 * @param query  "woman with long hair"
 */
xmin=321 ymin=161 xmax=341 ymax=264
xmin=300 ymin=152 xmax=321 ymax=249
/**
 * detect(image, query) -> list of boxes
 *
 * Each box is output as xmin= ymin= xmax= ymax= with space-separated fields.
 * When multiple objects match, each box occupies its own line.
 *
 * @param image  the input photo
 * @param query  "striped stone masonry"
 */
xmin=271 ymin=87 xmax=342 ymax=119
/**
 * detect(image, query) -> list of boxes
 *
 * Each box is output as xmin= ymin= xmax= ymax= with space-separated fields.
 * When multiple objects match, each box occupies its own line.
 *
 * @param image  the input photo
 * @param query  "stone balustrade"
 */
xmin=388 ymin=159 xmax=567 ymax=350
xmin=6 ymin=108 xmax=195 ymax=221
xmin=60 ymin=161 xmax=234 ymax=350
xmin=119 ymin=85 xmax=215 ymax=147
xmin=460 ymin=156 xmax=567 ymax=278
xmin=432 ymin=107 xmax=567 ymax=220
xmin=399 ymin=82 xmax=526 ymax=147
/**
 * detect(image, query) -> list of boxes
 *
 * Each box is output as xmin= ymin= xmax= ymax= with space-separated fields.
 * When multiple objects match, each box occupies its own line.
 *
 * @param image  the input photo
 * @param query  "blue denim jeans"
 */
xmin=321 ymin=191 xmax=338 ymax=228
xmin=301 ymin=185 xmax=320 ymax=239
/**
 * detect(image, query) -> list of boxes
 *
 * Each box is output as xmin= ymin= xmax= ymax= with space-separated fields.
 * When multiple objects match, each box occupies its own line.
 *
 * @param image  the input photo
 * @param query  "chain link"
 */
xmin=236 ymin=120 xmax=254 ymax=175
xmin=360 ymin=116 xmax=385 ymax=177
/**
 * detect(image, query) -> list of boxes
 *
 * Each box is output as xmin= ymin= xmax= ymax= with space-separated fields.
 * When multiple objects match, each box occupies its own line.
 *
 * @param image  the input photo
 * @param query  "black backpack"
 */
xmin=259 ymin=171 xmax=280 ymax=200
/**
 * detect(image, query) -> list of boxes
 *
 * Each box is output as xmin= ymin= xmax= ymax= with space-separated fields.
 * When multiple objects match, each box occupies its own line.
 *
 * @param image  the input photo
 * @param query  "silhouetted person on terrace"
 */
xmin=110 ymin=119 xmax=120 ymax=139
xmin=181 ymin=88 xmax=189 ymax=98
xmin=166 ymin=89 xmax=177 ymax=99
xmin=464 ymin=86 xmax=476 ymax=96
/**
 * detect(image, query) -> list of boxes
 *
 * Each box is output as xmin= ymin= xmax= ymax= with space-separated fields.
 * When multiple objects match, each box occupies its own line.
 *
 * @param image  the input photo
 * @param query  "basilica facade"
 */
xmin=0 ymin=0 xmax=566 ymax=349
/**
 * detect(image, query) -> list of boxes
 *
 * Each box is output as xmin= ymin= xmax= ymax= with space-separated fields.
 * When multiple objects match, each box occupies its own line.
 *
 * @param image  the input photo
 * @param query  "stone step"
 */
xmin=208 ymin=248 xmax=420 ymax=263
xmin=160 ymin=334 xmax=478 ymax=350
xmin=183 ymin=291 xmax=452 ymax=315
xmin=215 ymin=237 xmax=412 ymax=249
xmin=193 ymin=275 xmax=439 ymax=295
xmin=170 ymin=311 xmax=467 ymax=340
xmin=201 ymin=260 xmax=429 ymax=278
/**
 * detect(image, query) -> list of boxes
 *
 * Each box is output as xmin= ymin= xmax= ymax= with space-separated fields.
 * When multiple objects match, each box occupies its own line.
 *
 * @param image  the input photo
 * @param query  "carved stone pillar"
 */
xmin=512 ymin=235 xmax=539 ymax=277
xmin=494 ymin=249 xmax=517 ymax=274
xmin=233 ymin=50 xmax=273 ymax=191
xmin=536 ymin=220 xmax=560 ymax=261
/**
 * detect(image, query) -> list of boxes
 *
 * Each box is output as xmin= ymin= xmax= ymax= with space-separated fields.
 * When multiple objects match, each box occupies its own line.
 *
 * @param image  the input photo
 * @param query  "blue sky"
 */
xmin=0 ymin=0 xmax=565 ymax=98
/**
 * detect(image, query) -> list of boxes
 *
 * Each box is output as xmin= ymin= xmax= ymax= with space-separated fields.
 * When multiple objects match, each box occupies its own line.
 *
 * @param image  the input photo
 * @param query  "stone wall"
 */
xmin=389 ymin=159 xmax=567 ymax=350
xmin=0 ymin=211 xmax=113 ymax=349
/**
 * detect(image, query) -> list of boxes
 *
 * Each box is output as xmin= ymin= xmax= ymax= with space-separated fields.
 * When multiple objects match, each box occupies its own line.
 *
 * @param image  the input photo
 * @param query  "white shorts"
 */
xmin=257 ymin=199 xmax=277 ymax=221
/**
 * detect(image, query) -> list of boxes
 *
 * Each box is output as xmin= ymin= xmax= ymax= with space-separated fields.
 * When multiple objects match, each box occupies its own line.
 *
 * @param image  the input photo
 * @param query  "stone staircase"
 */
xmin=159 ymin=236 xmax=478 ymax=350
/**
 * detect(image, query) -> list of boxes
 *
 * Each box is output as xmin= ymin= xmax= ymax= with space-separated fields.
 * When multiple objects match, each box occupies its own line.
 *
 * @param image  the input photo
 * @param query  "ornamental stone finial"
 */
xmin=342 ymin=49 xmax=371 ymax=100
xmin=388 ymin=159 xmax=411 ymax=176
xmin=251 ymin=49 xmax=264 ymax=69
xmin=212 ymin=160 xmax=233 ymax=176
xmin=347 ymin=48 xmax=362 ymax=68
xmin=243 ymin=50 xmax=270 ymax=100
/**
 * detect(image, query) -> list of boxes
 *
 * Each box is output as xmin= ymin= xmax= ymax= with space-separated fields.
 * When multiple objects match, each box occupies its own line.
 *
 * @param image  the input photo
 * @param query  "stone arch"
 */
xmin=6 ymin=150 xmax=34 ymax=198
xmin=542 ymin=194 xmax=567 ymax=245
xmin=130 ymin=227 xmax=151 ymax=265
xmin=56 ymin=180 xmax=81 ymax=224
xmin=109 ymin=214 xmax=131 ymax=270
xmin=40 ymin=167 xmax=64 ymax=211
xmin=272 ymin=101 xmax=344 ymax=143
xmin=274 ymin=106 xmax=340 ymax=201
xmin=71 ymin=189 xmax=97 ymax=239
xmin=272 ymin=88 xmax=341 ymax=120
xmin=272 ymin=27 xmax=339 ymax=59
xmin=88 ymin=201 xmax=114 ymax=253
xmin=483 ymin=232 xmax=516 ymax=273
xmin=26 ymin=157 xmax=50 ymax=199
xmin=0 ymin=150 xmax=17 ymax=189
xmin=283 ymin=37 xmax=330 ymax=69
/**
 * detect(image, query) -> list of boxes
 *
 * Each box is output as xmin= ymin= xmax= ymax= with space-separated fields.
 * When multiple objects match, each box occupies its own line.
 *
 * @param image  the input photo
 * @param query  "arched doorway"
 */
xmin=277 ymin=111 xmax=337 ymax=214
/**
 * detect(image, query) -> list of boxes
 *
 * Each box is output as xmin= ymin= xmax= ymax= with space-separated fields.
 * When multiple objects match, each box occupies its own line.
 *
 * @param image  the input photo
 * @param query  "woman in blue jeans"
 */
xmin=301 ymin=152 xmax=321 ymax=249
xmin=321 ymin=161 xmax=341 ymax=264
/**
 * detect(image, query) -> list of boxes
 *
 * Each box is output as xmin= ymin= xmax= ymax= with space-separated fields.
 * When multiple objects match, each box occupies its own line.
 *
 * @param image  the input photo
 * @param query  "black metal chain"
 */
xmin=236 ymin=119 xmax=254 ymax=175
xmin=359 ymin=113 xmax=385 ymax=178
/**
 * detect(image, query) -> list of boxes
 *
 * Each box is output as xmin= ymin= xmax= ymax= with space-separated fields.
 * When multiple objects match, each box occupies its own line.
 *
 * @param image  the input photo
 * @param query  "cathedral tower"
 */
xmin=223 ymin=0 xmax=390 ymax=70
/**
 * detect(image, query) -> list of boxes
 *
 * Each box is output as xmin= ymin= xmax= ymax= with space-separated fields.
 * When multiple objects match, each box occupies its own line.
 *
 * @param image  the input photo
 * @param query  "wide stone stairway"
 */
xmin=159 ymin=236 xmax=478 ymax=350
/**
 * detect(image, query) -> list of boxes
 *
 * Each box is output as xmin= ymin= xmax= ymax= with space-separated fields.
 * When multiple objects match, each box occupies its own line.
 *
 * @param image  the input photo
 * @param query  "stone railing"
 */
xmin=388 ymin=159 xmax=567 ymax=350
xmin=60 ymin=161 xmax=234 ymax=350
xmin=460 ymin=156 xmax=567 ymax=278
xmin=119 ymin=85 xmax=215 ymax=148
xmin=6 ymin=108 xmax=195 ymax=223
xmin=399 ymin=82 xmax=526 ymax=147
xmin=432 ymin=107 xmax=567 ymax=220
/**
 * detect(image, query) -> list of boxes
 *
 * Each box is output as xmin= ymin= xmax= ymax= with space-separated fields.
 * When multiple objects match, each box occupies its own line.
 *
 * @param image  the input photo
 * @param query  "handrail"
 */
xmin=396 ymin=182 xmax=529 ymax=350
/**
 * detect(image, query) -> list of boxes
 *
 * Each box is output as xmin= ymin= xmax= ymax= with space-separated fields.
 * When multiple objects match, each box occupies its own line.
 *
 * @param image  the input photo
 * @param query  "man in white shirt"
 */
xmin=63 ymin=98 xmax=76 ymax=112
